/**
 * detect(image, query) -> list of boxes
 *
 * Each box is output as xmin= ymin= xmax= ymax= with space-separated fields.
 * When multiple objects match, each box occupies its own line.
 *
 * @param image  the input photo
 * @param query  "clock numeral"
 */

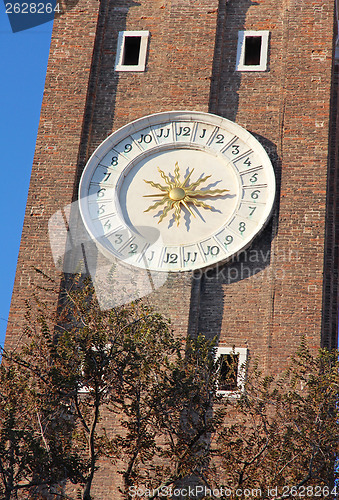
xmin=97 ymin=188 xmax=106 ymax=198
xmin=184 ymin=252 xmax=197 ymax=263
xmin=98 ymin=205 xmax=105 ymax=215
xmin=249 ymin=206 xmax=256 ymax=216
xmin=249 ymin=173 xmax=258 ymax=183
xmin=251 ymin=190 xmax=260 ymax=200
xmin=138 ymin=134 xmax=152 ymax=144
xmin=156 ymin=128 xmax=170 ymax=139
xmin=224 ymin=235 xmax=234 ymax=247
xmin=243 ymin=157 xmax=251 ymax=168
xmin=114 ymin=234 xmax=123 ymax=244
xmin=176 ymin=126 xmax=191 ymax=137
xmin=216 ymin=133 xmax=224 ymax=144
xmin=232 ymin=144 xmax=240 ymax=155
xmin=239 ymin=222 xmax=246 ymax=234
xmin=124 ymin=143 xmax=132 ymax=153
xmin=111 ymin=156 xmax=118 ymax=166
xmin=147 ymin=251 xmax=154 ymax=262
xmin=164 ymin=253 xmax=178 ymax=264
xmin=104 ymin=219 xmax=111 ymax=232
xmin=204 ymin=246 xmax=220 ymax=257
xmin=103 ymin=171 xmax=111 ymax=182
xmin=129 ymin=243 xmax=138 ymax=254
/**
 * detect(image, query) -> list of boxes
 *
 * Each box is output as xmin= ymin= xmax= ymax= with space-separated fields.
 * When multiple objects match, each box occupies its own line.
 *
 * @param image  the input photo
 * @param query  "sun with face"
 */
xmin=143 ymin=161 xmax=229 ymax=226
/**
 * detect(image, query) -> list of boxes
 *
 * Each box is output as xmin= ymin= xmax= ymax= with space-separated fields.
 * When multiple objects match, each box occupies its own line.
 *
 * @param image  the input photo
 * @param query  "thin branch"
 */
xmin=73 ymin=395 xmax=90 ymax=434
xmin=36 ymin=409 xmax=50 ymax=455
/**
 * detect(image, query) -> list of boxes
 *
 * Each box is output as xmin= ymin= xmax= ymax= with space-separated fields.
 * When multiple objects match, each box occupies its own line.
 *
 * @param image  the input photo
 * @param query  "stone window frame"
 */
xmin=78 ymin=344 xmax=113 ymax=394
xmin=115 ymin=30 xmax=150 ymax=72
xmin=215 ymin=347 xmax=248 ymax=397
xmin=236 ymin=30 xmax=269 ymax=72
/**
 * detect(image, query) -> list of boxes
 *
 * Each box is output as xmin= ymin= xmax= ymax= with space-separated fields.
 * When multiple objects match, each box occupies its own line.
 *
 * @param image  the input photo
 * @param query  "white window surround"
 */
xmin=78 ymin=344 xmax=112 ymax=394
xmin=215 ymin=347 xmax=248 ymax=397
xmin=236 ymin=30 xmax=269 ymax=72
xmin=115 ymin=30 xmax=150 ymax=72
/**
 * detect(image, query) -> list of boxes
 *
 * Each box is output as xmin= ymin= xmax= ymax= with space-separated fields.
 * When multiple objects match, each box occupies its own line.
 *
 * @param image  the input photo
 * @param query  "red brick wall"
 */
xmin=5 ymin=0 xmax=338 ymax=496
xmin=5 ymin=0 xmax=101 ymax=349
xmin=6 ymin=0 xmax=220 ymax=351
xmin=202 ymin=0 xmax=338 ymax=374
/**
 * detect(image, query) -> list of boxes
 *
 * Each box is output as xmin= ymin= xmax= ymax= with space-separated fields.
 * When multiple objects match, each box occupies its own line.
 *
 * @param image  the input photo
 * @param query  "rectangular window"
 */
xmin=115 ymin=31 xmax=150 ymax=72
xmin=123 ymin=36 xmax=142 ymax=66
xmin=216 ymin=347 xmax=248 ymax=397
xmin=236 ymin=31 xmax=269 ymax=71
xmin=244 ymin=36 xmax=262 ymax=66
xmin=219 ymin=353 xmax=239 ymax=391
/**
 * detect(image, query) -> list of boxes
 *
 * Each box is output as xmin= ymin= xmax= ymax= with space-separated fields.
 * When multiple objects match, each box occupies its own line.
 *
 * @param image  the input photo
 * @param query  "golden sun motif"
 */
xmin=143 ymin=162 xmax=229 ymax=226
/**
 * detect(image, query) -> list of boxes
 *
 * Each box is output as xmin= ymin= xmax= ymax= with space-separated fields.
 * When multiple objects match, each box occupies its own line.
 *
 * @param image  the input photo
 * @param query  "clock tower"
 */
xmin=5 ymin=0 xmax=339 ymax=496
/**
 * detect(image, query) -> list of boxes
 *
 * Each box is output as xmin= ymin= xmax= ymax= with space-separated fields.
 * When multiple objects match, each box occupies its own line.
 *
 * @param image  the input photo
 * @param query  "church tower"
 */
xmin=5 ymin=0 xmax=339 ymax=495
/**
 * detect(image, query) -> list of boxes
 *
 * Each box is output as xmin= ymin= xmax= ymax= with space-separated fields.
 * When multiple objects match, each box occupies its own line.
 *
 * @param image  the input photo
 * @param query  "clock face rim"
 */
xmin=78 ymin=110 xmax=276 ymax=272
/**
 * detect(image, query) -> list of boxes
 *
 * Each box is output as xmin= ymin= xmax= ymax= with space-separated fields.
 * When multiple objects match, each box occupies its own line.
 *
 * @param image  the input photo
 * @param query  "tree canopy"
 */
xmin=1 ymin=276 xmax=338 ymax=499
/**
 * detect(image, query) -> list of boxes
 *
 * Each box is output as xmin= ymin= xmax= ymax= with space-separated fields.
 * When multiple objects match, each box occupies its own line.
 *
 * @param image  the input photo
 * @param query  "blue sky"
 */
xmin=0 ymin=3 xmax=53 ymax=346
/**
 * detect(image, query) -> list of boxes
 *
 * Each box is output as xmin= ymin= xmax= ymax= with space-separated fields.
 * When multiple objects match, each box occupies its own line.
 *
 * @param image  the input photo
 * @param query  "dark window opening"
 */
xmin=244 ymin=36 xmax=262 ymax=66
xmin=219 ymin=354 xmax=239 ymax=391
xmin=123 ymin=36 xmax=141 ymax=66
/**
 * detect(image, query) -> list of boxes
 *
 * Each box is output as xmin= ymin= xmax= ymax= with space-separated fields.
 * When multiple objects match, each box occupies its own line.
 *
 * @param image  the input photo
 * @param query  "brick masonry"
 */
xmin=206 ymin=0 xmax=338 ymax=370
xmin=5 ymin=0 xmax=339 ymax=497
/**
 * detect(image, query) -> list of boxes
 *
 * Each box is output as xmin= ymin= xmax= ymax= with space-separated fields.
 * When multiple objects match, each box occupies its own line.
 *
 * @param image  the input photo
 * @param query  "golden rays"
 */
xmin=143 ymin=162 xmax=229 ymax=226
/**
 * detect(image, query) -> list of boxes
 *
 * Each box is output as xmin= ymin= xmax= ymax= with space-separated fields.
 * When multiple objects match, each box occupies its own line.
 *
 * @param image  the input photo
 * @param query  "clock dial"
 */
xmin=79 ymin=111 xmax=276 ymax=272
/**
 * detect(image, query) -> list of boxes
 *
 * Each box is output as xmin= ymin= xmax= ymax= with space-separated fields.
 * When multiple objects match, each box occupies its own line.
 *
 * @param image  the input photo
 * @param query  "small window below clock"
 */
xmin=115 ymin=31 xmax=149 ymax=72
xmin=236 ymin=31 xmax=269 ymax=72
xmin=216 ymin=347 xmax=248 ymax=397
xmin=78 ymin=343 xmax=113 ymax=394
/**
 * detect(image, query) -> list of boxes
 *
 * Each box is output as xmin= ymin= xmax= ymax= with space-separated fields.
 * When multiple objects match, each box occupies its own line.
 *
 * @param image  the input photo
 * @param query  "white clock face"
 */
xmin=79 ymin=111 xmax=276 ymax=272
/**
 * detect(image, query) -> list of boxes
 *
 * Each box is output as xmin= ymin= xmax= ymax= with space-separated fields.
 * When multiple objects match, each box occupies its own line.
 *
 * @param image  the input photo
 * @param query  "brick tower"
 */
xmin=5 ymin=0 xmax=339 ymax=496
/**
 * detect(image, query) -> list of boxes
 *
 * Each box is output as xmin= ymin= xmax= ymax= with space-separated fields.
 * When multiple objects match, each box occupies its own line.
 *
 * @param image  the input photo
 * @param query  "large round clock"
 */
xmin=79 ymin=111 xmax=276 ymax=272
